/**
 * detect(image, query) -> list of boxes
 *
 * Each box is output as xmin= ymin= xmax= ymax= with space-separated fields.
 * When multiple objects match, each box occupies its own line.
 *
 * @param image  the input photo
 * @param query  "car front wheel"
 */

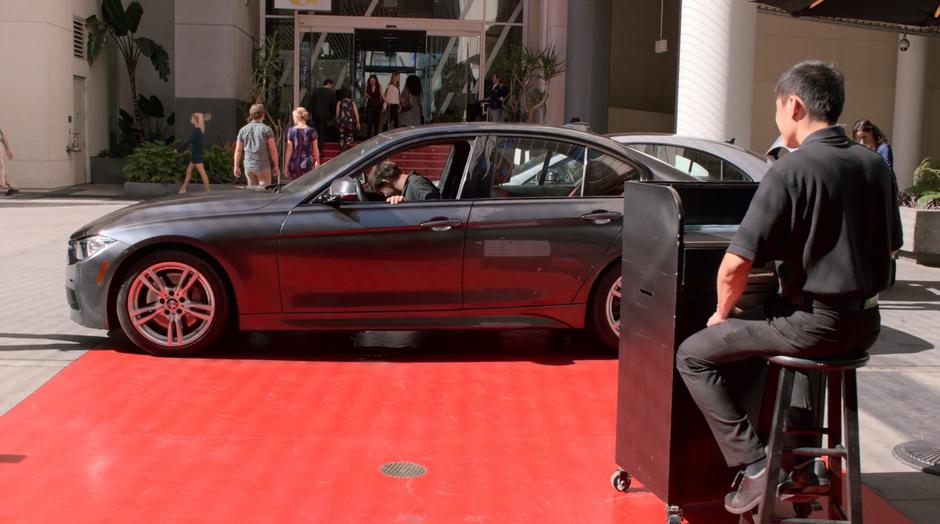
xmin=116 ymin=251 xmax=230 ymax=356
xmin=589 ymin=266 xmax=621 ymax=352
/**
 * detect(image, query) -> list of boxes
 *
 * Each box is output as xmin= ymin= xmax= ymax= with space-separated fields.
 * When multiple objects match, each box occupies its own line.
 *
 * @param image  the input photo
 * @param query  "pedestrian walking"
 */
xmin=178 ymin=113 xmax=209 ymax=193
xmin=852 ymin=119 xmax=894 ymax=170
xmin=0 ymin=127 xmax=16 ymax=195
xmin=675 ymin=61 xmax=901 ymax=515
xmin=284 ymin=106 xmax=320 ymax=180
xmin=335 ymin=89 xmax=360 ymax=151
xmin=384 ymin=73 xmax=401 ymax=130
xmin=364 ymin=75 xmax=384 ymax=138
xmin=398 ymin=75 xmax=423 ymax=127
xmin=234 ymin=103 xmax=278 ymax=187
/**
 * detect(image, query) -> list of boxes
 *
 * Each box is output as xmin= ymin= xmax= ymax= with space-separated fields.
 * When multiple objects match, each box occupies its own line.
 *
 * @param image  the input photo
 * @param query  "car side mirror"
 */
xmin=319 ymin=177 xmax=361 ymax=207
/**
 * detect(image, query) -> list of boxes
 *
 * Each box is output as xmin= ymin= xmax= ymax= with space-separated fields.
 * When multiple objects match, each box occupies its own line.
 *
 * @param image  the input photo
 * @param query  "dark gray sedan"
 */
xmin=67 ymin=123 xmax=697 ymax=356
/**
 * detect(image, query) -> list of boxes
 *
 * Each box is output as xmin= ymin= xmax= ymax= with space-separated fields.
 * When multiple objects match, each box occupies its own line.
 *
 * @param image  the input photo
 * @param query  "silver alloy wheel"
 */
xmin=126 ymin=261 xmax=216 ymax=348
xmin=605 ymin=276 xmax=622 ymax=337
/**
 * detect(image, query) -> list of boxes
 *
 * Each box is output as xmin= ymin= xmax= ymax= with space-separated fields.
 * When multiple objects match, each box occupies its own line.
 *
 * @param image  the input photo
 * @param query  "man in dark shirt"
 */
xmin=304 ymin=79 xmax=336 ymax=153
xmin=486 ymin=73 xmax=509 ymax=122
xmin=675 ymin=61 xmax=902 ymax=515
xmin=368 ymin=160 xmax=440 ymax=204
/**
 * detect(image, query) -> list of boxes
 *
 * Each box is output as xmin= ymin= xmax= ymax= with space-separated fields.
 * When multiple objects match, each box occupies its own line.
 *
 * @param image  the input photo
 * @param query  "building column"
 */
xmin=675 ymin=0 xmax=756 ymax=148
xmin=892 ymin=34 xmax=928 ymax=190
xmin=564 ymin=0 xmax=610 ymax=132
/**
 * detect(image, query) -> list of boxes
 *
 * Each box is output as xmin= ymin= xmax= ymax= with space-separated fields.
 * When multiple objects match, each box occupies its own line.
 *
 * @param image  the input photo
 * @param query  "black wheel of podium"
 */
xmin=610 ymin=468 xmax=631 ymax=491
xmin=792 ymin=501 xmax=813 ymax=517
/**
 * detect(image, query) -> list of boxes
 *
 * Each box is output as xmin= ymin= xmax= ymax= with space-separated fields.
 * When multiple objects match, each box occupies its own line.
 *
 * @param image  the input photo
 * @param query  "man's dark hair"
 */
xmin=369 ymin=161 xmax=401 ymax=190
xmin=323 ymin=79 xmax=334 ymax=86
xmin=774 ymin=60 xmax=844 ymax=124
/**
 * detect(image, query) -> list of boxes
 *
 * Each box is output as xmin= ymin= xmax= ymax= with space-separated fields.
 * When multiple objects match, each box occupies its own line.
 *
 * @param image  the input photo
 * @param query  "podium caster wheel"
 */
xmin=793 ymin=502 xmax=813 ymax=518
xmin=665 ymin=504 xmax=682 ymax=524
xmin=610 ymin=468 xmax=632 ymax=492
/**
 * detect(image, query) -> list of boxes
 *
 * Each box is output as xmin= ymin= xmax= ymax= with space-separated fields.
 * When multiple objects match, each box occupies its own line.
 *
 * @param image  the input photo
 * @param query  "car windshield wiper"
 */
xmin=265 ymin=182 xmax=287 ymax=192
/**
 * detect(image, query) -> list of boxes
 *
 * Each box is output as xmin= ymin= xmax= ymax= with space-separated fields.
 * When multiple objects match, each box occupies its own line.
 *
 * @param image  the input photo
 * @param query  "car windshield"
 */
xmin=280 ymin=134 xmax=394 ymax=194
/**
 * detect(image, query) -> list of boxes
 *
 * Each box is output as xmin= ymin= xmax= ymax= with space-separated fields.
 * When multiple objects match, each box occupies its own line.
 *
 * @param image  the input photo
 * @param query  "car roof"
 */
xmin=608 ymin=133 xmax=771 ymax=181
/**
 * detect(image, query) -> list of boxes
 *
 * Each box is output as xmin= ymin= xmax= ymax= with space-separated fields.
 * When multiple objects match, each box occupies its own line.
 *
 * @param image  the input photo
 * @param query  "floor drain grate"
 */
xmin=380 ymin=461 xmax=427 ymax=478
xmin=893 ymin=440 xmax=940 ymax=476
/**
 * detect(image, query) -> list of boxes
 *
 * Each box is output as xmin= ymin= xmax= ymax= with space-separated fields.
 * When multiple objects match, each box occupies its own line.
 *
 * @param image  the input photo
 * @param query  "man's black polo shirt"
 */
xmin=728 ymin=125 xmax=902 ymax=300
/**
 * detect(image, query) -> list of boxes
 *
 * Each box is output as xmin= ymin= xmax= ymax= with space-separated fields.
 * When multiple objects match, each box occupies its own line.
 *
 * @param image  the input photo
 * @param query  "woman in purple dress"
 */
xmin=284 ymin=107 xmax=320 ymax=180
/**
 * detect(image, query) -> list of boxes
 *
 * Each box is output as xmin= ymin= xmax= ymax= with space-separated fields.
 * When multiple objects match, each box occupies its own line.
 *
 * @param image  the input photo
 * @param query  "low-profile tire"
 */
xmin=589 ymin=265 xmax=621 ymax=353
xmin=116 ymin=250 xmax=230 ymax=357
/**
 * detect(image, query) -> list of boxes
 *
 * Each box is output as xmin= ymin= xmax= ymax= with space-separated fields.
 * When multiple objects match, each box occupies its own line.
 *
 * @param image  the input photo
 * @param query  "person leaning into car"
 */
xmin=368 ymin=160 xmax=439 ymax=204
xmin=675 ymin=60 xmax=902 ymax=515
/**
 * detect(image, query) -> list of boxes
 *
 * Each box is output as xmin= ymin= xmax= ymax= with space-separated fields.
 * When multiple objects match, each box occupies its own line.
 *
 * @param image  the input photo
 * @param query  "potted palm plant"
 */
xmin=899 ymin=159 xmax=940 ymax=266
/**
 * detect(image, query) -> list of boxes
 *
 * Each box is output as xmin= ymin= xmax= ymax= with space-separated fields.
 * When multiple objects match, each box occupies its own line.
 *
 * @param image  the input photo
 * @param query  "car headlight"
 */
xmin=71 ymin=235 xmax=116 ymax=262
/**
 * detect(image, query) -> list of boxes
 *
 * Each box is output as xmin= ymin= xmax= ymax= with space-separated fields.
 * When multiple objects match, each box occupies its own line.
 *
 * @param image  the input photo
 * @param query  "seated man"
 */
xmin=368 ymin=160 xmax=440 ymax=204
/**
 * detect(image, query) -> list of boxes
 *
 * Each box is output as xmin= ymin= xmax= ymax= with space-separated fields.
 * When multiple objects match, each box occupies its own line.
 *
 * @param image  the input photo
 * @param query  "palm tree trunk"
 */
xmin=128 ymin=69 xmax=144 ymax=143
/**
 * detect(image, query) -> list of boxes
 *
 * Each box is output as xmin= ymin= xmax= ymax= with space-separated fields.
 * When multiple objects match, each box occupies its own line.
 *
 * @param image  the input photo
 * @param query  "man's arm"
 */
xmin=708 ymin=252 xmax=753 ymax=327
xmin=266 ymin=137 xmax=278 ymax=174
xmin=233 ymin=140 xmax=243 ymax=178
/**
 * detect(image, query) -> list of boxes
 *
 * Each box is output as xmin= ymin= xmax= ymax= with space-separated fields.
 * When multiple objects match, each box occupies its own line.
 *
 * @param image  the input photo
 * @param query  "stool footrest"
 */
xmin=786 ymin=446 xmax=846 ymax=458
xmin=777 ymin=519 xmax=848 ymax=524
xmin=785 ymin=427 xmax=831 ymax=436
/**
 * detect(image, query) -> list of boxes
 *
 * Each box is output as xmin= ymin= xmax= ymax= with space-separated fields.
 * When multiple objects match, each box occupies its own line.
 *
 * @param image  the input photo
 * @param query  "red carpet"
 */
xmin=0 ymin=331 xmax=911 ymax=523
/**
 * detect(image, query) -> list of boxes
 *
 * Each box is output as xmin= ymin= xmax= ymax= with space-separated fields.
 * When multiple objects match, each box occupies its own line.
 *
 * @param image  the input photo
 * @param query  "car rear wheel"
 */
xmin=116 ymin=251 xmax=230 ymax=356
xmin=589 ymin=266 xmax=621 ymax=352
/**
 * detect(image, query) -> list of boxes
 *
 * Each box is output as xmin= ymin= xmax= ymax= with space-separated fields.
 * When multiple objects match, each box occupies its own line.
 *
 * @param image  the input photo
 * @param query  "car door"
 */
xmin=277 ymin=141 xmax=473 ymax=313
xmin=460 ymin=136 xmax=638 ymax=309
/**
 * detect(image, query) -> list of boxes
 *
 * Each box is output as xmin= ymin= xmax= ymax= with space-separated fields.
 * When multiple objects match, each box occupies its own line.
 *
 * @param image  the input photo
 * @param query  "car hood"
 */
xmin=72 ymin=189 xmax=281 ymax=239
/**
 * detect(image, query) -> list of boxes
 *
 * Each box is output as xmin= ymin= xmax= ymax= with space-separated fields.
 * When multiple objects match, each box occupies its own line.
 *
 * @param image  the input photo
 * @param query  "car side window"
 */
xmin=583 ymin=150 xmax=640 ymax=196
xmin=356 ymin=140 xmax=472 ymax=201
xmin=630 ymin=144 xmax=752 ymax=182
xmin=459 ymin=136 xmax=586 ymax=199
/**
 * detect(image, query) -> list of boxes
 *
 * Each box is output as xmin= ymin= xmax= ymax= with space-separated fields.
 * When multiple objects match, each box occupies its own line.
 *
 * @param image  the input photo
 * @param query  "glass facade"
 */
xmin=263 ymin=0 xmax=523 ymax=124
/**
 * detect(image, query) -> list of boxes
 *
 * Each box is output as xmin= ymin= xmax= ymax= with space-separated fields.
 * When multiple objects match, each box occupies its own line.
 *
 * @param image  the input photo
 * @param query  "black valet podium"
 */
xmin=612 ymin=182 xmax=777 ymax=522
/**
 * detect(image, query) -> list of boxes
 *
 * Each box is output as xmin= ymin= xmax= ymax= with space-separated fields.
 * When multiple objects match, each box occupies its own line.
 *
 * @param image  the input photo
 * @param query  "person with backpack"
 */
xmin=335 ymin=89 xmax=360 ymax=151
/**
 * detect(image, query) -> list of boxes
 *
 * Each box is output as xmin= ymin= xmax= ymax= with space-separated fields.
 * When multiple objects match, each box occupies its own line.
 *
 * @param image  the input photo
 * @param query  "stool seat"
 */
xmin=766 ymin=353 xmax=869 ymax=371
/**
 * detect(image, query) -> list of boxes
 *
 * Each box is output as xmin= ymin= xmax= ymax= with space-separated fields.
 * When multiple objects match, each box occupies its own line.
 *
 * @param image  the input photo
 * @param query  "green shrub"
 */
xmin=902 ymin=158 xmax=940 ymax=209
xmin=203 ymin=143 xmax=238 ymax=184
xmin=123 ymin=142 xmax=184 ymax=183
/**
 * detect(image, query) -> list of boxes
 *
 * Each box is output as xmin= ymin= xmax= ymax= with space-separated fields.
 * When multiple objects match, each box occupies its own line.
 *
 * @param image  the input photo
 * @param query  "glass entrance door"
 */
xmin=298 ymin=18 xmax=481 ymax=127
xmin=425 ymin=35 xmax=479 ymax=123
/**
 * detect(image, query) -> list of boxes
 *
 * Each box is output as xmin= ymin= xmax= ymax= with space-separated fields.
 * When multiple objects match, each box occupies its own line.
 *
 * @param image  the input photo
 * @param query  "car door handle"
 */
xmin=419 ymin=218 xmax=464 ymax=232
xmin=580 ymin=211 xmax=623 ymax=225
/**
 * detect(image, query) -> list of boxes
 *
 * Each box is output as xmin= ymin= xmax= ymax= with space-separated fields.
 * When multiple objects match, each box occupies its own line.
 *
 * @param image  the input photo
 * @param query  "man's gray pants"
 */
xmin=676 ymin=296 xmax=880 ymax=468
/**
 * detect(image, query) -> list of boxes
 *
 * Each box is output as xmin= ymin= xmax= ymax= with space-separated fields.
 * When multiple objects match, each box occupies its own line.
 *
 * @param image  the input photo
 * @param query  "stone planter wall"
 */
xmin=123 ymin=182 xmax=244 ymax=200
xmin=899 ymin=206 xmax=940 ymax=266
xmin=90 ymin=157 xmax=127 ymax=184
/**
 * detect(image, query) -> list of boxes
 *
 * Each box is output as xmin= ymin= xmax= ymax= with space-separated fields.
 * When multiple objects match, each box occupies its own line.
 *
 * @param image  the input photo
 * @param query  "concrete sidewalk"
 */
xmin=859 ymin=257 xmax=940 ymax=523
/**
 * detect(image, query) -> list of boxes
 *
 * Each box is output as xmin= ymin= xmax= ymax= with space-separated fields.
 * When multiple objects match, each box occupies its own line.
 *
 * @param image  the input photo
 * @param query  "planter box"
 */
xmin=899 ymin=206 xmax=940 ymax=266
xmin=123 ymin=182 xmax=244 ymax=200
xmin=90 ymin=157 xmax=128 ymax=184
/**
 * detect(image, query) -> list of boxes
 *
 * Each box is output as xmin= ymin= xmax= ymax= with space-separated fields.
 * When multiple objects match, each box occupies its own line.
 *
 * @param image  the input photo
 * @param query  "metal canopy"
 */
xmin=754 ymin=0 xmax=940 ymax=35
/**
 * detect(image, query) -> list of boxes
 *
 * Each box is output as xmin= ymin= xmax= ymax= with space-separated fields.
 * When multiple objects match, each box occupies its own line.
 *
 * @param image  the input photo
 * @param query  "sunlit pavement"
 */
xmin=1 ymin=196 xmax=936 ymax=523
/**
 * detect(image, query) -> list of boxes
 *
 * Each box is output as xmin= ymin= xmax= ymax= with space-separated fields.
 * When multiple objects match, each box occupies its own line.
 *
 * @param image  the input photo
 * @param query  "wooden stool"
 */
xmin=755 ymin=353 xmax=869 ymax=524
